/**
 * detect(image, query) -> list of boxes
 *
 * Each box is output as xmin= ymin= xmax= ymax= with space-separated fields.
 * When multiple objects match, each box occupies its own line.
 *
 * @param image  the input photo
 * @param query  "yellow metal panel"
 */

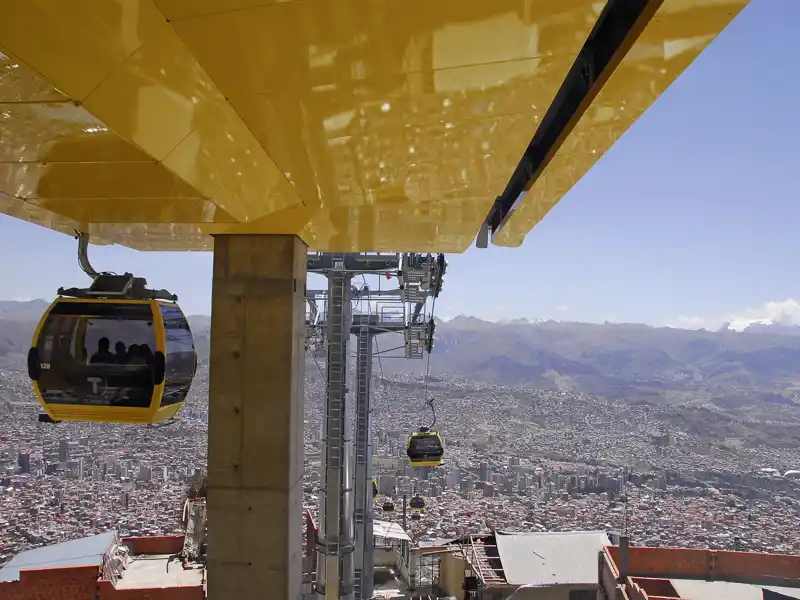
xmin=0 ymin=193 xmax=79 ymax=237
xmin=85 ymin=223 xmax=213 ymax=251
xmin=0 ymin=0 xmax=750 ymax=251
xmin=170 ymin=0 xmax=602 ymax=250
xmin=200 ymin=203 xmax=317 ymax=237
xmin=164 ymin=100 xmax=302 ymax=222
xmin=0 ymin=102 xmax=152 ymax=163
xmin=80 ymin=17 xmax=303 ymax=223
xmin=343 ymin=115 xmax=537 ymax=201
xmin=0 ymin=161 xmax=204 ymax=200
xmin=0 ymin=2 xmax=303 ymax=228
xmin=0 ymin=45 xmax=67 ymax=102
xmin=34 ymin=198 xmax=236 ymax=225
xmin=170 ymin=3 xmax=595 ymax=96
xmin=81 ymin=18 xmax=226 ymax=163
xmin=494 ymin=0 xmax=750 ymax=246
xmin=154 ymin=0 xmax=288 ymax=20
xmin=297 ymin=196 xmax=493 ymax=253
xmin=0 ymin=0 xmax=167 ymax=102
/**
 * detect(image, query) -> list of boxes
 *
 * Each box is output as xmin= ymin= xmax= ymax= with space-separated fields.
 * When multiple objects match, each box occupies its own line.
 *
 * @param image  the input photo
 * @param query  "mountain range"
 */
xmin=2 ymin=300 xmax=800 ymax=409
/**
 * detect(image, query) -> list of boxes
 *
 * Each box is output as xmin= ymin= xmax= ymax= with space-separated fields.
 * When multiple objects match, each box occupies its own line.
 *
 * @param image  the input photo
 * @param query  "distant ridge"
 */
xmin=1 ymin=300 xmax=800 ymax=408
xmin=0 ymin=299 xmax=50 ymax=319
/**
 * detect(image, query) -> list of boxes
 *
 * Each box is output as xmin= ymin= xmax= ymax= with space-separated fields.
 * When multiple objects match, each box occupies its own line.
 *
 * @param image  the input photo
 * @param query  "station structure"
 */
xmin=0 ymin=2 xmax=751 ymax=599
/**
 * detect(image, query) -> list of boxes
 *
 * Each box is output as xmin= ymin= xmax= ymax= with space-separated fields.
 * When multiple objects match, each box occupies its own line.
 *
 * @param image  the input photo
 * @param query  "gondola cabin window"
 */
xmin=159 ymin=304 xmax=196 ymax=406
xmin=36 ymin=302 xmax=156 ymax=408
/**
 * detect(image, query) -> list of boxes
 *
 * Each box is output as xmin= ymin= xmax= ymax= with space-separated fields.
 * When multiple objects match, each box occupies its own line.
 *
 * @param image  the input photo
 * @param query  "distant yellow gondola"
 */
xmin=27 ymin=263 xmax=197 ymax=424
xmin=372 ymin=479 xmax=378 ymax=496
xmin=407 ymin=429 xmax=444 ymax=467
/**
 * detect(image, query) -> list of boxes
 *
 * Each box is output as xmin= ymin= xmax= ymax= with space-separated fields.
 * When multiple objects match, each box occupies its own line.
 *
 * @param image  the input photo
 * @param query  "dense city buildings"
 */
xmin=3 ymin=357 xmax=800 ymax=565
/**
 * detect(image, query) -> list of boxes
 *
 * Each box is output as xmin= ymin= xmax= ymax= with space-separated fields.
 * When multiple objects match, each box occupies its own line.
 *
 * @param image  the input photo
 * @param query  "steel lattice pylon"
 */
xmin=307 ymin=252 xmax=445 ymax=600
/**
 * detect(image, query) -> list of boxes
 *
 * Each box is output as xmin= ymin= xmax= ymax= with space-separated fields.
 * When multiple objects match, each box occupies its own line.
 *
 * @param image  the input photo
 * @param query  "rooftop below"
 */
xmin=114 ymin=554 xmax=205 ymax=590
xmin=671 ymin=579 xmax=800 ymax=600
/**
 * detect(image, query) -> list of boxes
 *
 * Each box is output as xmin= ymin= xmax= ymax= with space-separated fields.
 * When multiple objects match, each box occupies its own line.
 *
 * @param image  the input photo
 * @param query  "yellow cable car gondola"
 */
xmin=411 ymin=512 xmax=421 ymax=521
xmin=409 ymin=495 xmax=425 ymax=510
xmin=26 ymin=234 xmax=197 ymax=424
xmin=372 ymin=479 xmax=379 ymax=496
xmin=407 ymin=427 xmax=444 ymax=467
xmin=382 ymin=501 xmax=395 ymax=513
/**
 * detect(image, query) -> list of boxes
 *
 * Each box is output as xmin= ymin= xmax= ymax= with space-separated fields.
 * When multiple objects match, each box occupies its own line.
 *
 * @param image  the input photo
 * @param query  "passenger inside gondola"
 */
xmin=139 ymin=344 xmax=153 ymax=365
xmin=115 ymin=341 xmax=127 ymax=363
xmin=126 ymin=343 xmax=140 ymax=364
xmin=90 ymin=337 xmax=115 ymax=364
xmin=38 ymin=316 xmax=157 ymax=407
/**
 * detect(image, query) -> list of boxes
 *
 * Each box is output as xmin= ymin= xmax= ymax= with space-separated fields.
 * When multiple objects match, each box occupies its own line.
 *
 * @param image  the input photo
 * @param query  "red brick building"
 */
xmin=0 ymin=532 xmax=205 ymax=600
xmin=600 ymin=542 xmax=800 ymax=599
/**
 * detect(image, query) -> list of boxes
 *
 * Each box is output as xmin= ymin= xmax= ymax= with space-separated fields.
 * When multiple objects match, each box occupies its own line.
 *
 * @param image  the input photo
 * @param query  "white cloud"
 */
xmin=672 ymin=299 xmax=800 ymax=331
xmin=555 ymin=304 xmax=571 ymax=312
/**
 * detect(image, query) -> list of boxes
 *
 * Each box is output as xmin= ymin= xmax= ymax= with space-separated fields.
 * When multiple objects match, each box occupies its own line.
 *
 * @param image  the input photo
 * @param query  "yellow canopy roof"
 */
xmin=0 ymin=0 xmax=749 ymax=251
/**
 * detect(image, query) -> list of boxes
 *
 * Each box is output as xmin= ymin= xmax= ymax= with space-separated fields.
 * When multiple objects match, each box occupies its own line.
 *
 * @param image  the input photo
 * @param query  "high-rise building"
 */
xmin=378 ymin=475 xmax=396 ymax=496
xmin=18 ymin=452 xmax=30 ymax=474
xmin=138 ymin=466 xmax=152 ymax=482
xmin=446 ymin=467 xmax=460 ymax=489
xmin=58 ymin=439 xmax=69 ymax=462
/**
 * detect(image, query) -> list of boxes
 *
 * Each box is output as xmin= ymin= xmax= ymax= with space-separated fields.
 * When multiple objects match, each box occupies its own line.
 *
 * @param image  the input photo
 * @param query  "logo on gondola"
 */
xmin=86 ymin=376 xmax=107 ymax=395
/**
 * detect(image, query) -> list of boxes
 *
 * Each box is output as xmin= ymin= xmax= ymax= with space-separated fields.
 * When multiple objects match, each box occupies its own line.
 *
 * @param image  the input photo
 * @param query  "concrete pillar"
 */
xmin=207 ymin=234 xmax=307 ymax=600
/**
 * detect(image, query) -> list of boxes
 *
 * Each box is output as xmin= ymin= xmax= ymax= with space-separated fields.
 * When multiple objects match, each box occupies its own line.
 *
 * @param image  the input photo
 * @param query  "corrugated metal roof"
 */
xmin=372 ymin=520 xmax=411 ymax=542
xmin=0 ymin=531 xmax=116 ymax=582
xmin=494 ymin=530 xmax=610 ymax=586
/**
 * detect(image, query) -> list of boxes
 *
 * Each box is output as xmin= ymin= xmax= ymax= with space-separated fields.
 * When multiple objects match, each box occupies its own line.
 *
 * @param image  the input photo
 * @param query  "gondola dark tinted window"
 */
xmin=411 ymin=435 xmax=442 ymax=453
xmin=159 ymin=305 xmax=196 ymax=406
xmin=36 ymin=302 xmax=156 ymax=408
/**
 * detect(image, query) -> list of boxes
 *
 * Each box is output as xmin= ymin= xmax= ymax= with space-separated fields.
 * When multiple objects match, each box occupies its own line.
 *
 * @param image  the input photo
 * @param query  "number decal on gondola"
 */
xmin=40 ymin=363 xmax=50 ymax=370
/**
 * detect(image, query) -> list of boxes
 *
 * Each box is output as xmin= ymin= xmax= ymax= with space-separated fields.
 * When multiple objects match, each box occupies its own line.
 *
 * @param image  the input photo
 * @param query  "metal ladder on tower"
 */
xmin=353 ymin=328 xmax=372 ymax=600
xmin=320 ymin=268 xmax=349 ymax=597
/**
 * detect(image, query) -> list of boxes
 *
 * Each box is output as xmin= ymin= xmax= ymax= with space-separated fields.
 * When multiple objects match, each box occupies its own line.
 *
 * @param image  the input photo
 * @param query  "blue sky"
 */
xmin=0 ymin=0 xmax=796 ymax=328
